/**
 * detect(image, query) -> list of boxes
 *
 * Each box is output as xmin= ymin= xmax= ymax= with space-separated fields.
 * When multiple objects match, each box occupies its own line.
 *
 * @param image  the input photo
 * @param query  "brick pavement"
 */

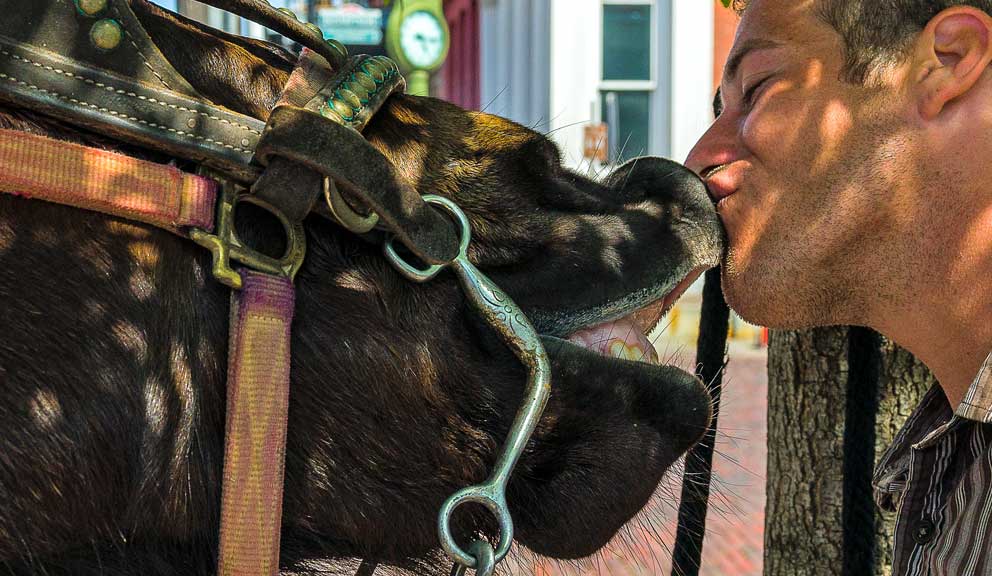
xmin=512 ymin=341 xmax=768 ymax=576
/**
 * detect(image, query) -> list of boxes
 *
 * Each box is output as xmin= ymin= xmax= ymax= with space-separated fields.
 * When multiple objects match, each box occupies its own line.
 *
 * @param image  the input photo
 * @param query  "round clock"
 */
xmin=399 ymin=11 xmax=445 ymax=70
xmin=385 ymin=0 xmax=450 ymax=96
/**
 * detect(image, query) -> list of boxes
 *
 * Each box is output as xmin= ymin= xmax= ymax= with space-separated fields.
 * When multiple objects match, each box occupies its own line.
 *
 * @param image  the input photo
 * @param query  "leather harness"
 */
xmin=0 ymin=1 xmax=553 ymax=574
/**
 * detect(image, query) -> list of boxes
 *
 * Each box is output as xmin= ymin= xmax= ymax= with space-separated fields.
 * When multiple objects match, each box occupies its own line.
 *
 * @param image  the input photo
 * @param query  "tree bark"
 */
xmin=764 ymin=328 xmax=934 ymax=576
xmin=764 ymin=327 xmax=848 ymax=576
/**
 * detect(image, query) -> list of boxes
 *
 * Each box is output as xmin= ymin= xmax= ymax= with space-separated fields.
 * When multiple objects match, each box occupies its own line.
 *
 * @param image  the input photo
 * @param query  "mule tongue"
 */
xmin=567 ymin=318 xmax=658 ymax=363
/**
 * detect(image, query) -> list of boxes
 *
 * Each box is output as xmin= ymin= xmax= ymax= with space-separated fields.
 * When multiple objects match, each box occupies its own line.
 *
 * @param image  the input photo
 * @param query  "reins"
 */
xmin=670 ymin=268 xmax=730 ymax=576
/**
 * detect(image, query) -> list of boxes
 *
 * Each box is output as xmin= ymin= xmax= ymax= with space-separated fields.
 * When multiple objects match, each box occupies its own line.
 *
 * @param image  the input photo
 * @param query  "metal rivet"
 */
xmin=90 ymin=19 xmax=123 ymax=51
xmin=337 ymin=88 xmax=361 ymax=110
xmin=241 ymin=138 xmax=251 ymax=148
xmin=331 ymin=98 xmax=354 ymax=121
xmin=377 ymin=56 xmax=398 ymax=74
xmin=276 ymin=7 xmax=297 ymax=20
xmin=186 ymin=117 xmax=197 ymax=129
xmin=347 ymin=81 xmax=370 ymax=103
xmin=74 ymin=0 xmax=107 ymax=17
xmin=353 ymin=72 xmax=377 ymax=93
xmin=305 ymin=22 xmax=322 ymax=36
xmin=364 ymin=61 xmax=385 ymax=83
xmin=326 ymin=38 xmax=348 ymax=58
xmin=319 ymin=104 xmax=345 ymax=124
xmin=914 ymin=519 xmax=936 ymax=544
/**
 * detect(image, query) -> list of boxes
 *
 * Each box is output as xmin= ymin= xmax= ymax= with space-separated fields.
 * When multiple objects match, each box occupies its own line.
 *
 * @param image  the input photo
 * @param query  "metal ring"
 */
xmin=383 ymin=195 xmax=472 ymax=283
xmin=324 ymin=177 xmax=379 ymax=234
xmin=437 ymin=484 xmax=514 ymax=569
xmin=449 ymin=540 xmax=496 ymax=576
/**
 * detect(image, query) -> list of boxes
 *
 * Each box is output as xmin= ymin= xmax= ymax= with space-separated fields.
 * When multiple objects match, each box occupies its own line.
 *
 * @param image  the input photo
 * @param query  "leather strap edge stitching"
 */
xmin=0 ymin=48 xmax=256 ymax=154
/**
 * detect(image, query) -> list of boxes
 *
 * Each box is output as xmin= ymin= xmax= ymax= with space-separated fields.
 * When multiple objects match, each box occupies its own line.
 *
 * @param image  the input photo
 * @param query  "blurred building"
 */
xmin=465 ymin=1 xmax=736 ymax=170
xmin=174 ymin=0 xmax=389 ymax=52
xmin=165 ymin=1 xmax=733 ymax=169
xmin=439 ymin=0 xmax=481 ymax=109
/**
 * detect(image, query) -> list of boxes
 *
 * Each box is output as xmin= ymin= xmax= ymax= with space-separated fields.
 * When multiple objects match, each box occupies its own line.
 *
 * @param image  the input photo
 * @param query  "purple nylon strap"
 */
xmin=217 ymin=270 xmax=296 ymax=576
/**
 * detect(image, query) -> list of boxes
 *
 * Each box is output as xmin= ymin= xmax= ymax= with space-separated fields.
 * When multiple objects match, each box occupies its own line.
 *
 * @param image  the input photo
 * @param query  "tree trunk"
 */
xmin=764 ymin=327 xmax=848 ymax=576
xmin=764 ymin=328 xmax=934 ymax=576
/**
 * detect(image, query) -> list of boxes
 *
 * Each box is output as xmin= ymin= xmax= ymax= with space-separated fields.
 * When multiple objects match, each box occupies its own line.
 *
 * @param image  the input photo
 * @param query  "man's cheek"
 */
xmin=720 ymin=185 xmax=782 ymax=263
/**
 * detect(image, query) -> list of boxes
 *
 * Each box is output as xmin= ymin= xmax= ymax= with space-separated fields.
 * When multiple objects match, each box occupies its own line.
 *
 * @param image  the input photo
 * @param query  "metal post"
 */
xmin=604 ymin=91 xmax=619 ymax=165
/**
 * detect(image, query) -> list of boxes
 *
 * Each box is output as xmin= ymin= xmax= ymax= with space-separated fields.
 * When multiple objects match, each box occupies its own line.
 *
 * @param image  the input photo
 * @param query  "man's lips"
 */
xmin=703 ymin=162 xmax=745 ymax=202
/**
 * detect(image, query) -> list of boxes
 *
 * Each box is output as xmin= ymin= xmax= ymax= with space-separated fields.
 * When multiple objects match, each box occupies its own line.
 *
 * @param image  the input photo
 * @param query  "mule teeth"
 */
xmin=607 ymin=340 xmax=656 ymax=362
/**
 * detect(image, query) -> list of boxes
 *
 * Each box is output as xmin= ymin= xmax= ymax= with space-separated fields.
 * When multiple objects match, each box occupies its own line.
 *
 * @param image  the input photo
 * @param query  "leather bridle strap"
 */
xmin=0 ymin=34 xmax=264 ymax=184
xmin=190 ymin=0 xmax=348 ymax=71
xmin=669 ymin=267 xmax=730 ymax=576
xmin=256 ymin=105 xmax=464 ymax=266
xmin=249 ymin=49 xmax=462 ymax=266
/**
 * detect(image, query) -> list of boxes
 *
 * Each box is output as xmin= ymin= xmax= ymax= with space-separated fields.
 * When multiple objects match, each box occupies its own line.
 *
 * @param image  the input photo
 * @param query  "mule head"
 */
xmin=139 ymin=0 xmax=725 ymax=567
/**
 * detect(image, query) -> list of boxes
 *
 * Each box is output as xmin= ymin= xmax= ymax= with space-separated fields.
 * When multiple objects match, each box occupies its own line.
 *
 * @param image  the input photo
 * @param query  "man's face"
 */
xmin=686 ymin=0 xmax=915 ymax=328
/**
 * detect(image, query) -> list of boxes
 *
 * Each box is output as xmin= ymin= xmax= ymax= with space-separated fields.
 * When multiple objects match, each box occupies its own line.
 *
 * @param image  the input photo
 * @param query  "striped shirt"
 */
xmin=873 ymin=353 xmax=992 ymax=575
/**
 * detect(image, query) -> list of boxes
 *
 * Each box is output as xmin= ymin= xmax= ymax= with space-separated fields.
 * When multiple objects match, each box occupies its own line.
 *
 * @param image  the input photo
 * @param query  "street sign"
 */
xmin=583 ymin=123 xmax=608 ymax=162
xmin=317 ymin=4 xmax=384 ymax=46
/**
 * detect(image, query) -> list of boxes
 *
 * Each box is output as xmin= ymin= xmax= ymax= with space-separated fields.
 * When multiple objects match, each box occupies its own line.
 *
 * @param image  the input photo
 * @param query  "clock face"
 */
xmin=399 ymin=11 xmax=445 ymax=69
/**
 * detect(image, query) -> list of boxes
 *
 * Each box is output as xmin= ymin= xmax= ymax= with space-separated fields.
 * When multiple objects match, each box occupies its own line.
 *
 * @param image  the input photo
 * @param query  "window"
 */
xmin=601 ymin=91 xmax=650 ymax=162
xmin=603 ymin=5 xmax=651 ymax=81
xmin=601 ymin=1 xmax=654 ymax=163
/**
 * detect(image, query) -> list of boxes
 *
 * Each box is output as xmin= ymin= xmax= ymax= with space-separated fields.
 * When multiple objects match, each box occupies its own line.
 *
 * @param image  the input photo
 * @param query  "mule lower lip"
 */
xmin=565 ymin=266 xmax=708 ymax=363
xmin=630 ymin=265 xmax=708 ymax=335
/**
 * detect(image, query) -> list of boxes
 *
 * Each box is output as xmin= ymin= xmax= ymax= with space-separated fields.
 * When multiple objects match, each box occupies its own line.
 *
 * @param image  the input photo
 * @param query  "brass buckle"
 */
xmin=323 ymin=176 xmax=379 ymax=234
xmin=190 ymin=173 xmax=306 ymax=290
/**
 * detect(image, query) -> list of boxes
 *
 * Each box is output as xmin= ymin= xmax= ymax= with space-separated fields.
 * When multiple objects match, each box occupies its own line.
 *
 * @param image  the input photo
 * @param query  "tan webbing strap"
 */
xmin=217 ymin=270 xmax=296 ymax=576
xmin=0 ymin=128 xmax=216 ymax=231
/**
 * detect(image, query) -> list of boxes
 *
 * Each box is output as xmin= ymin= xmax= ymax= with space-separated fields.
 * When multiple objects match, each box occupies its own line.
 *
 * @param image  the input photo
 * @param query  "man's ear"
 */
xmin=912 ymin=6 xmax=992 ymax=119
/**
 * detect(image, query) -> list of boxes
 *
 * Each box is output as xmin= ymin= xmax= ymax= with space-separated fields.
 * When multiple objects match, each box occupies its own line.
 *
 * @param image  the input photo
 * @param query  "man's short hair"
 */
xmin=734 ymin=1 xmax=992 ymax=83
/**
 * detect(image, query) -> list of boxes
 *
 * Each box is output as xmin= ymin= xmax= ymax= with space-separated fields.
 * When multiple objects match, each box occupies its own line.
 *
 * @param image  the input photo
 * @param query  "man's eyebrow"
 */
xmin=724 ymin=38 xmax=783 ymax=82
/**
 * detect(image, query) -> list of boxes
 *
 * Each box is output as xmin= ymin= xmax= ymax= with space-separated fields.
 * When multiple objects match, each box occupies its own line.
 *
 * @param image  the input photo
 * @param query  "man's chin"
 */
xmin=720 ymin=265 xmax=819 ymax=330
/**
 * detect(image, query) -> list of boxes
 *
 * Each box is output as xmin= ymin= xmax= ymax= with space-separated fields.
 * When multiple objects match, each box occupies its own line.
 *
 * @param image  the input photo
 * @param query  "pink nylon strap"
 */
xmin=0 ymin=128 xmax=216 ymax=231
xmin=218 ymin=270 xmax=296 ymax=576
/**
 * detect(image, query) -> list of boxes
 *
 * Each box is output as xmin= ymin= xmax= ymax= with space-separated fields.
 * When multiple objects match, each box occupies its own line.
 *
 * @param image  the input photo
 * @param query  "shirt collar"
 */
xmin=955 ymin=351 xmax=992 ymax=423
xmin=872 ymin=384 xmax=954 ymax=511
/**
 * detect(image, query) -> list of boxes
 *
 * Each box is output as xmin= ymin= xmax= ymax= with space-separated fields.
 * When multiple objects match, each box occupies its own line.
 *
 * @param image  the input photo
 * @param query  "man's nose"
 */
xmin=685 ymin=115 xmax=737 ymax=178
